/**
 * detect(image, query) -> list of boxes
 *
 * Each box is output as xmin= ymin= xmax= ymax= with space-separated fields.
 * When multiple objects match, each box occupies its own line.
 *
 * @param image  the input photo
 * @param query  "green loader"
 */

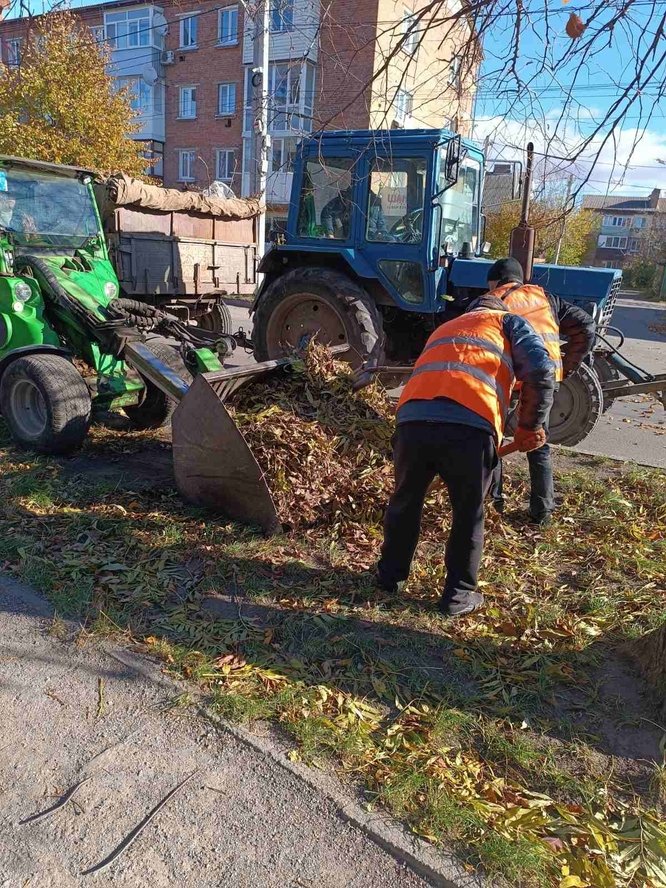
xmin=0 ymin=156 xmax=286 ymax=532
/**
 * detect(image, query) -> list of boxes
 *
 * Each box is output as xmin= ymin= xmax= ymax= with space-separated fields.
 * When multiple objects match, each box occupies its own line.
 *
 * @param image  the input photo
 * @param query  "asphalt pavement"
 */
xmin=227 ymin=295 xmax=666 ymax=469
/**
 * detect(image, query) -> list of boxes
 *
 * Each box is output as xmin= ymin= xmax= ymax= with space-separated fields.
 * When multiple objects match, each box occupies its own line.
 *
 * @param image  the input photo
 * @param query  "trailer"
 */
xmin=97 ymin=174 xmax=260 ymax=333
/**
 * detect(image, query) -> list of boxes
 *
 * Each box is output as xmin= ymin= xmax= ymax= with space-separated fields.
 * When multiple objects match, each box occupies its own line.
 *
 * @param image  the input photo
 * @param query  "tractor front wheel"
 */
xmin=549 ymin=363 xmax=603 ymax=446
xmin=253 ymin=268 xmax=383 ymax=368
xmin=0 ymin=354 xmax=92 ymax=454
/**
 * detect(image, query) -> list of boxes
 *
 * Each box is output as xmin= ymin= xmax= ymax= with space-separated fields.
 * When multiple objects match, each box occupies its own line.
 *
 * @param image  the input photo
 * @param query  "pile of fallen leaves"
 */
xmin=228 ymin=344 xmax=399 ymax=538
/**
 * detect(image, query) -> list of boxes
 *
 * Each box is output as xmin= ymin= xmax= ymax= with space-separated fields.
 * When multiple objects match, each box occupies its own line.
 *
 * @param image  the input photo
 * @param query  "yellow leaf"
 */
xmin=560 ymin=877 xmax=589 ymax=888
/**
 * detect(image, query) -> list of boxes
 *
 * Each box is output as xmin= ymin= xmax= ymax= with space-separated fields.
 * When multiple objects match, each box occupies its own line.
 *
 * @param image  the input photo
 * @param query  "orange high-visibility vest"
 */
xmin=398 ymin=309 xmax=514 ymax=440
xmin=494 ymin=282 xmax=563 ymax=381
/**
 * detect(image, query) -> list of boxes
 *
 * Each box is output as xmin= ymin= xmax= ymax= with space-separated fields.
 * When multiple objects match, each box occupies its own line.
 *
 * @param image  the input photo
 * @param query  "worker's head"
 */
xmin=487 ymin=257 xmax=524 ymax=290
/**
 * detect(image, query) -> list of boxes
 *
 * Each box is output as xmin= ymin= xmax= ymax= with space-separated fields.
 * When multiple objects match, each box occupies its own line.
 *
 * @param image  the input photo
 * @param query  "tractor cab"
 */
xmin=262 ymin=129 xmax=484 ymax=316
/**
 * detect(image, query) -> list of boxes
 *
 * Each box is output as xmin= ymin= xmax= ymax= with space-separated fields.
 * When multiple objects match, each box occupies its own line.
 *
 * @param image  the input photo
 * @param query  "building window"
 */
xmin=402 ymin=10 xmax=418 ymax=55
xmin=217 ymin=82 xmax=236 ymax=116
xmin=178 ymin=150 xmax=196 ymax=182
xmin=394 ymin=89 xmax=413 ymax=124
xmin=178 ymin=86 xmax=197 ymax=119
xmin=218 ymin=6 xmax=239 ymax=46
xmin=6 ymin=38 xmax=23 ymax=67
xmin=628 ymin=238 xmax=641 ymax=253
xmin=271 ymin=0 xmax=294 ymax=33
xmin=633 ymin=216 xmax=646 ymax=229
xmin=602 ymin=215 xmax=629 ymax=228
xmin=270 ymin=137 xmax=297 ymax=174
xmin=105 ymin=8 xmax=152 ymax=49
xmin=142 ymin=140 xmax=164 ymax=178
xmin=598 ymin=235 xmax=628 ymax=249
xmin=244 ymin=61 xmax=315 ymax=136
xmin=90 ymin=25 xmax=105 ymax=44
xmin=216 ymin=149 xmax=236 ymax=181
xmin=179 ymin=15 xmax=198 ymax=49
xmin=117 ymin=76 xmax=152 ymax=113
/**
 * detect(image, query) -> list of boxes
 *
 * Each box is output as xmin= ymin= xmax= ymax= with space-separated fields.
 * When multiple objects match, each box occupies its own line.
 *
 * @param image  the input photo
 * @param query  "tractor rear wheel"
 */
xmin=124 ymin=340 xmax=193 ymax=429
xmin=253 ymin=268 xmax=383 ymax=368
xmin=0 ymin=354 xmax=91 ymax=454
xmin=549 ymin=363 xmax=603 ymax=446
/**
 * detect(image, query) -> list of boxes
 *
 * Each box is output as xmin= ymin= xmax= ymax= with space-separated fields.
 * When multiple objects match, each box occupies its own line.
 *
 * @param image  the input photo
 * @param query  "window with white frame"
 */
xmin=218 ymin=6 xmax=239 ymax=45
xmin=105 ymin=8 xmax=152 ymax=49
xmin=179 ymin=14 xmax=198 ymax=48
xmin=402 ymin=10 xmax=418 ymax=55
xmin=117 ymin=76 xmax=153 ymax=114
xmin=602 ymin=215 xmax=629 ymax=228
xmin=632 ymin=216 xmax=646 ymax=228
xmin=217 ymin=82 xmax=236 ymax=116
xmin=244 ymin=62 xmax=315 ymax=135
xmin=598 ymin=235 xmax=628 ymax=249
xmin=394 ymin=89 xmax=413 ymax=124
xmin=271 ymin=0 xmax=294 ymax=33
xmin=6 ymin=38 xmax=22 ymax=67
xmin=270 ymin=137 xmax=297 ymax=174
xmin=90 ymin=25 xmax=105 ymax=44
xmin=178 ymin=150 xmax=196 ymax=181
xmin=628 ymin=237 xmax=641 ymax=252
xmin=216 ymin=149 xmax=236 ymax=181
xmin=178 ymin=86 xmax=197 ymax=119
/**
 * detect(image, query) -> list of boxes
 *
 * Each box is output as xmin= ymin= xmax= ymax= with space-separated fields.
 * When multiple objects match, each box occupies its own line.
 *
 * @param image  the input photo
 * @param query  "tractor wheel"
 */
xmin=253 ymin=268 xmax=384 ymax=368
xmin=0 ymin=354 xmax=91 ymax=454
xmin=198 ymin=299 xmax=233 ymax=336
xmin=124 ymin=340 xmax=193 ymax=430
xmin=593 ymin=354 xmax=620 ymax=412
xmin=549 ymin=363 xmax=603 ymax=446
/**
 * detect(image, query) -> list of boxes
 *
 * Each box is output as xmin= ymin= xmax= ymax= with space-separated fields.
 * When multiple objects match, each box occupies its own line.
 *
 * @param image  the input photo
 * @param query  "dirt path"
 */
xmin=0 ymin=576 xmax=438 ymax=888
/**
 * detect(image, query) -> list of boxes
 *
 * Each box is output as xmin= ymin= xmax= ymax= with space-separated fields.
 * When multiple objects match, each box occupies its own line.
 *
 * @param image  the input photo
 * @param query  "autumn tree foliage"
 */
xmin=485 ymin=197 xmax=599 ymax=267
xmin=0 ymin=11 xmax=147 ymax=176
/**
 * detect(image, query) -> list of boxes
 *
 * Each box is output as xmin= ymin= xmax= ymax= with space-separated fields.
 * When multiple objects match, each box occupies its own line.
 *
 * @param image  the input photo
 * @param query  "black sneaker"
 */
xmin=374 ymin=570 xmax=403 ymax=596
xmin=492 ymin=497 xmax=505 ymax=514
xmin=437 ymin=591 xmax=485 ymax=617
xmin=529 ymin=512 xmax=552 ymax=527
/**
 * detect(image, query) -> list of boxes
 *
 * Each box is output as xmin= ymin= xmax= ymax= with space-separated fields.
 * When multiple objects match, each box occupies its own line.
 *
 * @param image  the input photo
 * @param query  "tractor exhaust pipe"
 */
xmin=509 ymin=142 xmax=536 ymax=282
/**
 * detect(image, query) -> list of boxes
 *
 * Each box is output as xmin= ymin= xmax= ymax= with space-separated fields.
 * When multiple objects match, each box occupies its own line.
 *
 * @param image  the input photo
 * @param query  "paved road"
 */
xmin=227 ymin=297 xmax=666 ymax=469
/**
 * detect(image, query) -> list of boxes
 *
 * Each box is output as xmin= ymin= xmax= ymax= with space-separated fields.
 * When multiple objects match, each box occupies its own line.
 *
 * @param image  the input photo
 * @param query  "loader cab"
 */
xmin=283 ymin=129 xmax=483 ymax=313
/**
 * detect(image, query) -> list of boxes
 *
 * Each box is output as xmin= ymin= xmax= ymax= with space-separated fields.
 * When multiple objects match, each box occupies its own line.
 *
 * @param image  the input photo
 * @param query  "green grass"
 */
xmin=1 ymin=421 xmax=665 ymax=887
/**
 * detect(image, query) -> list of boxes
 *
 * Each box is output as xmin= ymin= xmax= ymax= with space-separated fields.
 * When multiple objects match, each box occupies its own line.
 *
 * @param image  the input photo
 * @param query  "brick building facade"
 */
xmin=0 ymin=0 xmax=478 ymax=230
xmin=582 ymin=188 xmax=665 ymax=269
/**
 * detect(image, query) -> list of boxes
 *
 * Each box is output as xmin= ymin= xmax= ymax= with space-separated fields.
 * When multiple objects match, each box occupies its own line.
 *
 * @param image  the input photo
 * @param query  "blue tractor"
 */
xmin=252 ymin=128 xmax=663 ymax=446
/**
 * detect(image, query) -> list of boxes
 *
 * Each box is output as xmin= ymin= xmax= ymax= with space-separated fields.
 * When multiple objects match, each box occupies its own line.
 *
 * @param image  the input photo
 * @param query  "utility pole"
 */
xmin=250 ymin=0 xmax=271 ymax=263
xmin=554 ymin=173 xmax=574 ymax=265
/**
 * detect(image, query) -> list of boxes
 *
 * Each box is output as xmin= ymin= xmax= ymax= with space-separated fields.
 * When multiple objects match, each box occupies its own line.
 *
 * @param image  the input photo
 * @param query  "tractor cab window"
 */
xmin=366 ymin=156 xmax=427 ymax=243
xmin=297 ymin=157 xmax=355 ymax=239
xmin=436 ymin=153 xmax=480 ymax=255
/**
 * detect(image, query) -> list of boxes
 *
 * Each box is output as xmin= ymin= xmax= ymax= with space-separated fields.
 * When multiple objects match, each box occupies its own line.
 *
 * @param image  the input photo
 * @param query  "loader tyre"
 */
xmin=198 ymin=299 xmax=233 ymax=336
xmin=0 ymin=354 xmax=91 ymax=454
xmin=124 ymin=341 xmax=193 ymax=430
xmin=253 ymin=268 xmax=384 ymax=368
xmin=549 ymin=363 xmax=603 ymax=447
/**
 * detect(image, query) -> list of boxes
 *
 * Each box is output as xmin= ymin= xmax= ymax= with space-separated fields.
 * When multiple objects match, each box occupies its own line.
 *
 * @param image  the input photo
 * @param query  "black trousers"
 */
xmin=378 ymin=422 xmax=497 ymax=604
xmin=490 ymin=413 xmax=554 ymax=519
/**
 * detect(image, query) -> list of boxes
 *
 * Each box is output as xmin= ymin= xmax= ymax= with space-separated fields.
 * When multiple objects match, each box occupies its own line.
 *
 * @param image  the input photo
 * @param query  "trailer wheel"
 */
xmin=253 ymin=267 xmax=384 ymax=368
xmin=0 ymin=354 xmax=91 ymax=454
xmin=199 ymin=300 xmax=233 ymax=336
xmin=124 ymin=341 xmax=193 ymax=430
xmin=593 ymin=354 xmax=620 ymax=412
xmin=549 ymin=363 xmax=603 ymax=446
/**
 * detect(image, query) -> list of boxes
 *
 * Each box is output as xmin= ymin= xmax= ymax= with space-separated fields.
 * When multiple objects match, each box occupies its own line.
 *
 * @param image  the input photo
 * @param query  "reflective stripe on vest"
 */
xmin=398 ymin=310 xmax=514 ymax=440
xmin=495 ymin=282 xmax=563 ymax=381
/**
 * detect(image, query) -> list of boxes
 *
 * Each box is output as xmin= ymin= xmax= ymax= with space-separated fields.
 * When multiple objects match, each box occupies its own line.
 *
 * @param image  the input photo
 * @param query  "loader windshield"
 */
xmin=0 ymin=166 xmax=100 ymax=248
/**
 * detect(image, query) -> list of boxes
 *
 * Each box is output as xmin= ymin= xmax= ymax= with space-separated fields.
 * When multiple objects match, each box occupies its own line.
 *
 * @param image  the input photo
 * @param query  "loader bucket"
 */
xmin=171 ymin=360 xmax=292 ymax=535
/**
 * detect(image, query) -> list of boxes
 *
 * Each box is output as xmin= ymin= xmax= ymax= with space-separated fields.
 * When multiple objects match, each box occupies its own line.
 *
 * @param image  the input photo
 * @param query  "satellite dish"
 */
xmin=143 ymin=67 xmax=159 ymax=85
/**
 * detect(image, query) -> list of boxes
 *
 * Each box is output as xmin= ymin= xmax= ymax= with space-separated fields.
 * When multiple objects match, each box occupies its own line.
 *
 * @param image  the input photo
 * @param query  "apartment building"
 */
xmin=582 ymin=188 xmax=665 ymax=269
xmin=0 ymin=0 xmax=478 ymax=231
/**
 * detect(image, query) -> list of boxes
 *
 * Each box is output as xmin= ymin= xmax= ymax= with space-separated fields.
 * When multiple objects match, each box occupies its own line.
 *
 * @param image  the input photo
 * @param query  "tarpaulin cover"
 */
xmin=105 ymin=173 xmax=262 ymax=220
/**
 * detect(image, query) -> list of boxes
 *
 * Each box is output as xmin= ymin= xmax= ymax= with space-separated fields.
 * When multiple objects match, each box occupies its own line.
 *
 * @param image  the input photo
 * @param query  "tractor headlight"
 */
xmin=104 ymin=281 xmax=118 ymax=300
xmin=14 ymin=281 xmax=32 ymax=302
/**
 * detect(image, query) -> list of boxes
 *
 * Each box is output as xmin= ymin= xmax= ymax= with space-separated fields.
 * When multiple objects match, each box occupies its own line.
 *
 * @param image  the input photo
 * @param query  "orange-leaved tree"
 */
xmin=0 ymin=10 xmax=147 ymax=176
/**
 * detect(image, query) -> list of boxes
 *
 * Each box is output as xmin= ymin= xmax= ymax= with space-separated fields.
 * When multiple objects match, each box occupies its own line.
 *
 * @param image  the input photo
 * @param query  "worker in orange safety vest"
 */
xmin=486 ymin=258 xmax=596 ymax=524
xmin=374 ymin=292 xmax=555 ymax=618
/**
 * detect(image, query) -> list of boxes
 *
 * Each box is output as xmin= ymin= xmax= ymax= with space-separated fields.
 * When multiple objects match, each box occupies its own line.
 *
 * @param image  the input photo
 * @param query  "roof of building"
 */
xmin=582 ymin=193 xmax=666 ymax=212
